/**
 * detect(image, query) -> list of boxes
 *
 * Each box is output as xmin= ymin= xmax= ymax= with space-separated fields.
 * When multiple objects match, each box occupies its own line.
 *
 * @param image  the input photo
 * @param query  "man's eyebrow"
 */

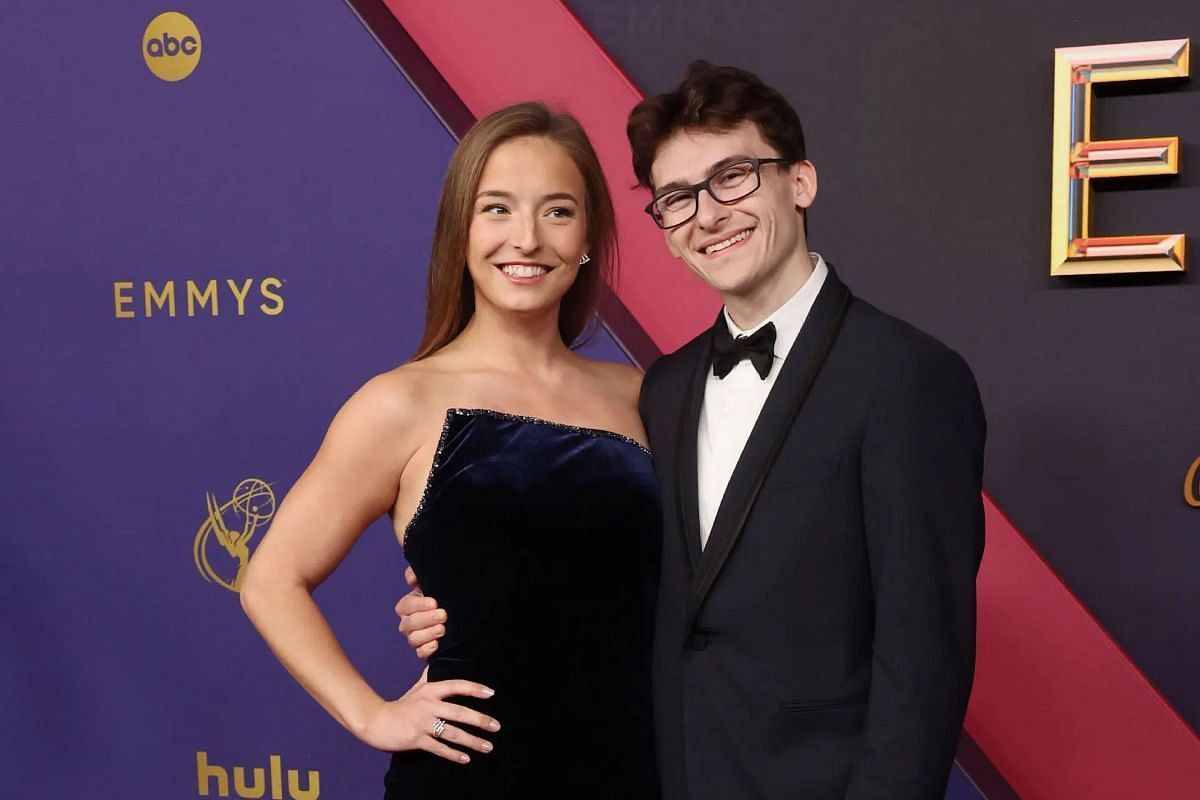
xmin=653 ymin=154 xmax=753 ymax=195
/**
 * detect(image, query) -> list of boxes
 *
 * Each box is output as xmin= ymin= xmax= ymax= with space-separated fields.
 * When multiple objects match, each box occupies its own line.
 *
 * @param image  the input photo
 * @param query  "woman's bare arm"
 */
xmin=239 ymin=374 xmax=498 ymax=759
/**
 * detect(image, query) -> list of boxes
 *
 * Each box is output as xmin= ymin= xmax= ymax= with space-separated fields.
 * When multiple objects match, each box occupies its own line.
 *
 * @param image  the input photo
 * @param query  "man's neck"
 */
xmin=724 ymin=251 xmax=817 ymax=331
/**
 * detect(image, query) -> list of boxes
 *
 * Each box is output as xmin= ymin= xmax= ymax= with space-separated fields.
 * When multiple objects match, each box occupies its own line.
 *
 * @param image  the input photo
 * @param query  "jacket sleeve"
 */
xmin=638 ymin=355 xmax=666 ymax=447
xmin=844 ymin=346 xmax=987 ymax=800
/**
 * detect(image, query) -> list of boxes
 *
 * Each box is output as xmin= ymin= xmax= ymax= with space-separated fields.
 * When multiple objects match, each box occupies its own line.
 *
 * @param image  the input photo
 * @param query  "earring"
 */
xmin=579 ymin=253 xmax=591 ymax=265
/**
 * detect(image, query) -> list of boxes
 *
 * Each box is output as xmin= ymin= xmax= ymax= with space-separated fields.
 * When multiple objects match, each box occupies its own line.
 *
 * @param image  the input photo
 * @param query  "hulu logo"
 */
xmin=196 ymin=752 xmax=319 ymax=799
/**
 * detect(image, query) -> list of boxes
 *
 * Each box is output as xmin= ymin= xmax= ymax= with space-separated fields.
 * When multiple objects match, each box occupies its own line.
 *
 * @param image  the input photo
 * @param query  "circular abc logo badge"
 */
xmin=143 ymin=12 xmax=201 ymax=82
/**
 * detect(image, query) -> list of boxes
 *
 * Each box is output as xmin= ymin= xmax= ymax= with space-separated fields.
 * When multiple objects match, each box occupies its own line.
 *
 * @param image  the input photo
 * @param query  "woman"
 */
xmin=240 ymin=102 xmax=660 ymax=798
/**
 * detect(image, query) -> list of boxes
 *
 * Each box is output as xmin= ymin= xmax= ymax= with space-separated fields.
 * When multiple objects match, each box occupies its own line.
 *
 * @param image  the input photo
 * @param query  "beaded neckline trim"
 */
xmin=447 ymin=408 xmax=651 ymax=454
xmin=401 ymin=407 xmax=651 ymax=548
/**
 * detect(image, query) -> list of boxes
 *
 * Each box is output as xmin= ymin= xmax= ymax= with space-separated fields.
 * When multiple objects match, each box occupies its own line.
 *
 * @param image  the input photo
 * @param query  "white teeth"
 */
xmin=501 ymin=264 xmax=548 ymax=278
xmin=704 ymin=229 xmax=752 ymax=254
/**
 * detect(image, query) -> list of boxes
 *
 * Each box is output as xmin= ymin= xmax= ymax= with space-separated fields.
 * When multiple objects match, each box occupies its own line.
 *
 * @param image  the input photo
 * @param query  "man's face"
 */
xmin=649 ymin=121 xmax=816 ymax=304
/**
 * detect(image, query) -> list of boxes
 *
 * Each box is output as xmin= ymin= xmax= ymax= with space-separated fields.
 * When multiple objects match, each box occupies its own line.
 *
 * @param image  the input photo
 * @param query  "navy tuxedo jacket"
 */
xmin=639 ymin=267 xmax=986 ymax=800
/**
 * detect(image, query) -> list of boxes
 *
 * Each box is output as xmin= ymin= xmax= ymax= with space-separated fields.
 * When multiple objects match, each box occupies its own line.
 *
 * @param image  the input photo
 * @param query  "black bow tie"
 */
xmin=711 ymin=321 xmax=777 ymax=380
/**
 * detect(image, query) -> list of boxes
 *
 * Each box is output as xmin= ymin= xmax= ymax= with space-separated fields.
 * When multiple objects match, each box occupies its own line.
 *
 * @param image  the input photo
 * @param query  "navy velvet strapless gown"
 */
xmin=385 ymin=408 xmax=661 ymax=799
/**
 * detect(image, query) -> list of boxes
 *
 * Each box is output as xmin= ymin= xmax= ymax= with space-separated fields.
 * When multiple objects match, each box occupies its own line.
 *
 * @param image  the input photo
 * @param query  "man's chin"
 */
xmin=697 ymin=268 xmax=759 ymax=298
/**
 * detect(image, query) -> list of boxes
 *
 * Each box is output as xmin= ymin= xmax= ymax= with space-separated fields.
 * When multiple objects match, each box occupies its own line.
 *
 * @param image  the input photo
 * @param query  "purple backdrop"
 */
xmin=0 ymin=2 xmax=628 ymax=798
xmin=1 ymin=2 xmax=1009 ymax=798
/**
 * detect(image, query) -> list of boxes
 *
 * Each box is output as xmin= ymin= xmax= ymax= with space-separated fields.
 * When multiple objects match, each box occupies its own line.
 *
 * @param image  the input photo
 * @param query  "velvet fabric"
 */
xmin=385 ymin=408 xmax=661 ymax=799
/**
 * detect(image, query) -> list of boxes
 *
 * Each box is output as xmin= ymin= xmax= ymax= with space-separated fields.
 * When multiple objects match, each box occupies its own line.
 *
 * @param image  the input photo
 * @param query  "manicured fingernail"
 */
xmin=435 ymin=610 xmax=447 ymax=622
xmin=482 ymin=687 xmax=495 ymax=697
xmin=488 ymin=719 xmax=500 ymax=731
xmin=434 ymin=625 xmax=446 ymax=637
xmin=459 ymin=754 xmax=470 ymax=764
xmin=481 ymin=742 xmax=493 ymax=753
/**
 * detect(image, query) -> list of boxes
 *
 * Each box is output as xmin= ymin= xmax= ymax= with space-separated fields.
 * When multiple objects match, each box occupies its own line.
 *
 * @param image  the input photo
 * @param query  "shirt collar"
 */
xmin=723 ymin=253 xmax=829 ymax=362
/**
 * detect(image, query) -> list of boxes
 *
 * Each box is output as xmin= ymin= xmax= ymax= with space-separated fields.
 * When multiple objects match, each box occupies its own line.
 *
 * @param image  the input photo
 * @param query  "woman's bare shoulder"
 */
xmin=330 ymin=361 xmax=451 ymax=438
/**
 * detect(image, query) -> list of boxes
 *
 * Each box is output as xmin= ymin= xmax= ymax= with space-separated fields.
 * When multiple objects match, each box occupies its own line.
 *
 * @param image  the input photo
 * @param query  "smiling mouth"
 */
xmin=497 ymin=263 xmax=552 ymax=278
xmin=701 ymin=228 xmax=754 ymax=256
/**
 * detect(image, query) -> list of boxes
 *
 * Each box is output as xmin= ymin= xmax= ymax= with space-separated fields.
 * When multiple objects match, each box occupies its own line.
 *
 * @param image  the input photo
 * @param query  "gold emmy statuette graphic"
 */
xmin=194 ymin=478 xmax=277 ymax=592
xmin=1185 ymin=457 xmax=1200 ymax=508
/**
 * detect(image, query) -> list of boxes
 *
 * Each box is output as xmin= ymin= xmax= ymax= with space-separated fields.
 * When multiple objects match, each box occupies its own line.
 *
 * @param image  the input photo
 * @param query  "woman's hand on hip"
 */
xmin=359 ymin=672 xmax=500 ymax=763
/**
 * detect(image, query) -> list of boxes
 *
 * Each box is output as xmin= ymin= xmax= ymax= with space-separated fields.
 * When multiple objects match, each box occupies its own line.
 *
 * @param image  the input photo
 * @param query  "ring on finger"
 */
xmin=431 ymin=718 xmax=447 ymax=739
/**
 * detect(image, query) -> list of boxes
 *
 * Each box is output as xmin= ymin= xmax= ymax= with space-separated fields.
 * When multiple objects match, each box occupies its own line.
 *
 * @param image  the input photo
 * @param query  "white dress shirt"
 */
xmin=697 ymin=254 xmax=828 ymax=548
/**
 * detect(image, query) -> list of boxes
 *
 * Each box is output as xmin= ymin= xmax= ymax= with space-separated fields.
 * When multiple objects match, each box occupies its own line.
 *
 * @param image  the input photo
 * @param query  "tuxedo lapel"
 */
xmin=685 ymin=270 xmax=852 ymax=632
xmin=674 ymin=325 xmax=715 ymax=572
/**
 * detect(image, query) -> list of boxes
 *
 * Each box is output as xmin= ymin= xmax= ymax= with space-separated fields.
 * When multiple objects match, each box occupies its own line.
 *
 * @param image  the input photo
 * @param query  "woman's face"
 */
xmin=465 ymin=135 xmax=589 ymax=321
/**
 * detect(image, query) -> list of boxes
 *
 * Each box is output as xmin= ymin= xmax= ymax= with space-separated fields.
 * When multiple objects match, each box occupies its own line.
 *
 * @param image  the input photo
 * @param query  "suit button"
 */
xmin=686 ymin=632 xmax=709 ymax=651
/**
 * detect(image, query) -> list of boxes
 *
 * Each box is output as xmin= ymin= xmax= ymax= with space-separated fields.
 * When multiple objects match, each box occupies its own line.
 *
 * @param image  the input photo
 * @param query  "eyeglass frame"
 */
xmin=643 ymin=157 xmax=793 ymax=230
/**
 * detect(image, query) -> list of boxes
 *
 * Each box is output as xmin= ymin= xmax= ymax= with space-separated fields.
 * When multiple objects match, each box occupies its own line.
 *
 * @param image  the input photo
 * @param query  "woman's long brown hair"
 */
xmin=411 ymin=102 xmax=617 ymax=361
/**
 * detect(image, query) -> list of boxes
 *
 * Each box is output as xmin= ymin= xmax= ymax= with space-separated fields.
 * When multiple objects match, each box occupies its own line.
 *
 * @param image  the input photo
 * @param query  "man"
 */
xmin=398 ymin=62 xmax=986 ymax=799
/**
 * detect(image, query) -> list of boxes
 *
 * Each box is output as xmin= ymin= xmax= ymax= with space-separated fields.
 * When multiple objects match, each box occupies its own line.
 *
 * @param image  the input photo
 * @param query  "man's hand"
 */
xmin=396 ymin=565 xmax=446 ymax=659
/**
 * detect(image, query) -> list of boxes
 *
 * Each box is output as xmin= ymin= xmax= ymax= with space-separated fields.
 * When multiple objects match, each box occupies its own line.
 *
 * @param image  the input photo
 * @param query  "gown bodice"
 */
xmin=384 ymin=408 xmax=661 ymax=799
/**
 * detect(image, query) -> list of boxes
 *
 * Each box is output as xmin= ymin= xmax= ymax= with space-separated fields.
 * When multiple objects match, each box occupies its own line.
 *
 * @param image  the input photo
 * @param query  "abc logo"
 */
xmin=143 ymin=12 xmax=201 ymax=82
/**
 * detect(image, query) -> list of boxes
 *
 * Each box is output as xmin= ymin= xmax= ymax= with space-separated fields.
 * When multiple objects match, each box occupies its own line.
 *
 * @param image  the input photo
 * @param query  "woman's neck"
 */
xmin=451 ymin=303 xmax=573 ymax=377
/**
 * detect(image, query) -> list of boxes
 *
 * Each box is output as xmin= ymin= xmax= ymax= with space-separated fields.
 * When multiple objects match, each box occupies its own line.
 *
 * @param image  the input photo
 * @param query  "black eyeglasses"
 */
xmin=644 ymin=157 xmax=791 ymax=229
